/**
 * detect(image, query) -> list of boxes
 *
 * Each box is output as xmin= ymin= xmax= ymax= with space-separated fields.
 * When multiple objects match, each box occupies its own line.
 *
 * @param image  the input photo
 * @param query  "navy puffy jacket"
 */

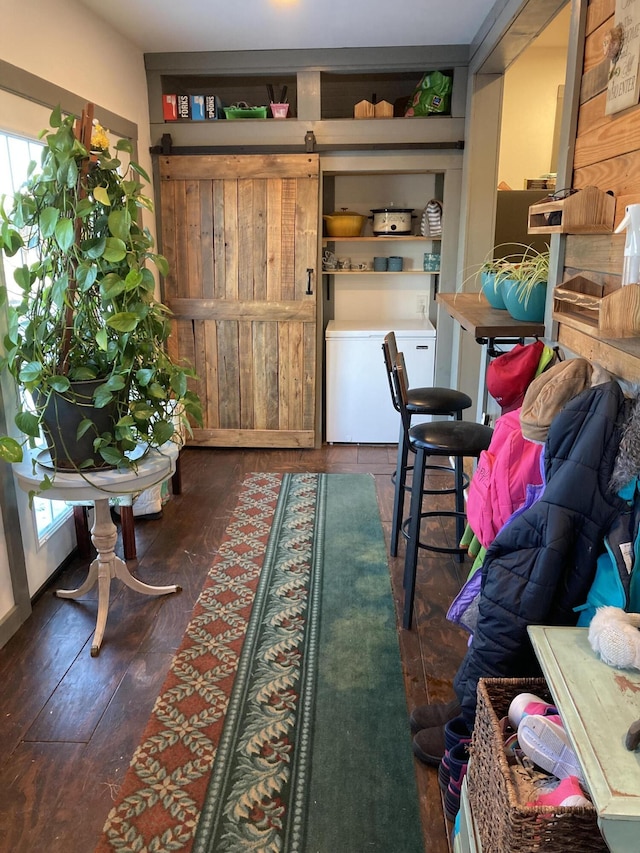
xmin=454 ymin=381 xmax=631 ymax=724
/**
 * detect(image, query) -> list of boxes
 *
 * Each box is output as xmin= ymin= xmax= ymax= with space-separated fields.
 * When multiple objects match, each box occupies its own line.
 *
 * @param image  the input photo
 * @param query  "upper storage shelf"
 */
xmin=144 ymin=46 xmax=469 ymax=150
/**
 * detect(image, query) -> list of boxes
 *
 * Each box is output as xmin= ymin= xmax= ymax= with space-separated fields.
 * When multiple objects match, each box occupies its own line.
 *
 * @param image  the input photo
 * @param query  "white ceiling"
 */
xmin=76 ymin=0 xmax=500 ymax=53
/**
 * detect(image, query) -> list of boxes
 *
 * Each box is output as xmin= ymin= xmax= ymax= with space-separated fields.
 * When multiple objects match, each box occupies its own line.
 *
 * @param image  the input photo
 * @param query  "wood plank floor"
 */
xmin=0 ymin=444 xmax=471 ymax=853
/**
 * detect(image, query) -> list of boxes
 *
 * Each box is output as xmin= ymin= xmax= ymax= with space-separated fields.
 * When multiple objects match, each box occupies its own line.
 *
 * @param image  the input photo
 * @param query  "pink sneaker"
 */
xmin=508 ymin=692 xmax=558 ymax=729
xmin=527 ymin=775 xmax=591 ymax=808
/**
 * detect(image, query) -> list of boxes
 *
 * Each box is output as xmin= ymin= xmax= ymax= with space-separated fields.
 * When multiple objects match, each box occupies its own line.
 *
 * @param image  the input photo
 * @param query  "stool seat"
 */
xmin=409 ymin=420 xmax=494 ymax=456
xmin=406 ymin=387 xmax=472 ymax=416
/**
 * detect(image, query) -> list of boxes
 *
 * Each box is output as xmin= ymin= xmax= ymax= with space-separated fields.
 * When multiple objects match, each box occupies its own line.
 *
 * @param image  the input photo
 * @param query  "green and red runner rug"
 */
xmin=97 ymin=473 xmax=423 ymax=853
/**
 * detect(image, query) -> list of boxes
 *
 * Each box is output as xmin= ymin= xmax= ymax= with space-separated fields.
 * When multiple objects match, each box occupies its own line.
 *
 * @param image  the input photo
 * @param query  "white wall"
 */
xmin=498 ymin=44 xmax=568 ymax=190
xmin=2 ymin=0 xmax=155 ymax=229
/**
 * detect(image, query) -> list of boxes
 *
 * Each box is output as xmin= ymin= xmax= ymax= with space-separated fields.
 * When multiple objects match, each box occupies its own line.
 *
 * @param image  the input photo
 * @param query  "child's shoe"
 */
xmin=517 ymin=714 xmax=585 ymax=784
xmin=527 ymin=775 xmax=591 ymax=808
xmin=444 ymin=742 xmax=470 ymax=822
xmin=508 ymin=692 xmax=558 ymax=729
xmin=437 ymin=716 xmax=472 ymax=791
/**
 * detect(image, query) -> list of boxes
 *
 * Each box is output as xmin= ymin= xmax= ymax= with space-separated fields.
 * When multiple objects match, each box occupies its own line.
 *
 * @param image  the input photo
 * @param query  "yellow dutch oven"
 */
xmin=322 ymin=208 xmax=368 ymax=237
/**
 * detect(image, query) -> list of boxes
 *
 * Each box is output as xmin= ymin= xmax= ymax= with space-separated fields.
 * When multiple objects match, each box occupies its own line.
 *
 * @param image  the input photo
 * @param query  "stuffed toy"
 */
xmin=588 ymin=606 xmax=640 ymax=670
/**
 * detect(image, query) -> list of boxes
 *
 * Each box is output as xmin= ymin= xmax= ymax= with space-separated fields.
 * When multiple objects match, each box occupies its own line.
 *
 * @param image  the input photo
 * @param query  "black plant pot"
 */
xmin=35 ymin=380 xmax=117 ymax=471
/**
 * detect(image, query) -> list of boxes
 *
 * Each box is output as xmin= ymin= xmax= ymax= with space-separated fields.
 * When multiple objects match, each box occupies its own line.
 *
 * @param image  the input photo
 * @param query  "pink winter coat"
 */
xmin=466 ymin=408 xmax=543 ymax=549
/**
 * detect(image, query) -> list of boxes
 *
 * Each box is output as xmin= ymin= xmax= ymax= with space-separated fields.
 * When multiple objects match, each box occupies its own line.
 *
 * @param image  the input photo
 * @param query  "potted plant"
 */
xmin=496 ymin=246 xmax=550 ymax=322
xmin=478 ymin=256 xmax=509 ymax=309
xmin=0 ymin=104 xmax=202 ymax=494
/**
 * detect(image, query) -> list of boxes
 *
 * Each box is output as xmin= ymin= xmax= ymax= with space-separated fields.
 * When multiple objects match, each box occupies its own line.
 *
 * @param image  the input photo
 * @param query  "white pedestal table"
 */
xmin=13 ymin=444 xmax=181 ymax=656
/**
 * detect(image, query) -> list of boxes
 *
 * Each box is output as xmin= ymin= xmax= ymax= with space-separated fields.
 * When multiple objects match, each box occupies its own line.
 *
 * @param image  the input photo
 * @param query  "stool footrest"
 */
xmin=402 ymin=510 xmax=467 ymax=555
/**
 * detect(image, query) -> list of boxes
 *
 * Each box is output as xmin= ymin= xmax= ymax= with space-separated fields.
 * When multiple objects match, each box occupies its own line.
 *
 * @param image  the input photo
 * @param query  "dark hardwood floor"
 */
xmin=0 ymin=444 xmax=470 ymax=852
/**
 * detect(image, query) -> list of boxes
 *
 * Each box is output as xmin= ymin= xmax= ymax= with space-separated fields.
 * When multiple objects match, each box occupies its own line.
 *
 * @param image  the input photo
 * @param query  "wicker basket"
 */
xmin=467 ymin=677 xmax=608 ymax=853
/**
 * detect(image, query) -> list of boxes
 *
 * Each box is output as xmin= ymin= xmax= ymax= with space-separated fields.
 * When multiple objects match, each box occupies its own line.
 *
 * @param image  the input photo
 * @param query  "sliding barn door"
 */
xmin=158 ymin=154 xmax=319 ymax=448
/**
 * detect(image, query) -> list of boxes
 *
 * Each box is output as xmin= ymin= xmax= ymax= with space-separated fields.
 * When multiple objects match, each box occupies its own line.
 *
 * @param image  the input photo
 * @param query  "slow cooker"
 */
xmin=370 ymin=207 xmax=415 ymax=236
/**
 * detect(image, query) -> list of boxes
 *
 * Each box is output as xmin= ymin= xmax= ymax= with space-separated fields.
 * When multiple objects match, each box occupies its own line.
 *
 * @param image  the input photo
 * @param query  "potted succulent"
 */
xmin=496 ymin=246 xmax=550 ymax=322
xmin=0 ymin=104 xmax=202 ymax=493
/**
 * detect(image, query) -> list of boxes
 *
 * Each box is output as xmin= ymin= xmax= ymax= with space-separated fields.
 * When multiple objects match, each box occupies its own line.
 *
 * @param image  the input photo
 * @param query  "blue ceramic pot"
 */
xmin=502 ymin=278 xmax=547 ymax=323
xmin=480 ymin=271 xmax=506 ymax=310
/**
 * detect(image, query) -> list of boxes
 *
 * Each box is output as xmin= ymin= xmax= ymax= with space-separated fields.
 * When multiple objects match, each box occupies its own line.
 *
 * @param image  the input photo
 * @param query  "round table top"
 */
xmin=13 ymin=443 xmax=179 ymax=503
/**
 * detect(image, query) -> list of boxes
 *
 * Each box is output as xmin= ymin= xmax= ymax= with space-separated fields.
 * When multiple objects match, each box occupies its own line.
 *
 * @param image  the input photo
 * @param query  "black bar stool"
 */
xmin=393 ymin=353 xmax=493 ymax=630
xmin=382 ymin=331 xmax=472 ymax=557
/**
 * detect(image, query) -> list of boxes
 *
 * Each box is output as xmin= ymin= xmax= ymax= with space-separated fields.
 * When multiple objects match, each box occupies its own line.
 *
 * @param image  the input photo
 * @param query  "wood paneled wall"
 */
xmin=557 ymin=0 xmax=640 ymax=378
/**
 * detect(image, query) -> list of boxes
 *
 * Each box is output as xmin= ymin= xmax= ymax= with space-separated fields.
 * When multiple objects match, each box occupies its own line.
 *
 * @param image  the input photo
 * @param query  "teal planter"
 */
xmin=480 ymin=271 xmax=506 ymax=310
xmin=502 ymin=278 xmax=547 ymax=323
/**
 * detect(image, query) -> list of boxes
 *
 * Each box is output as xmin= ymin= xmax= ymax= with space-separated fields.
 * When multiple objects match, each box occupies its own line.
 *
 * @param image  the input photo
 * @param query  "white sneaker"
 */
xmin=517 ymin=714 xmax=585 ymax=784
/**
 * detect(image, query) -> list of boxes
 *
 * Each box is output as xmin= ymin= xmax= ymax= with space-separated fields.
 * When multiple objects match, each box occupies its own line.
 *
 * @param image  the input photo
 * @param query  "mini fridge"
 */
xmin=325 ymin=320 xmax=437 ymax=443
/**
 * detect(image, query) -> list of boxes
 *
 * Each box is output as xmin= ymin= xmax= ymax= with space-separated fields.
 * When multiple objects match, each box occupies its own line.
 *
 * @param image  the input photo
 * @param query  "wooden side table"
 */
xmin=13 ymin=444 xmax=181 ymax=656
xmin=529 ymin=625 xmax=640 ymax=852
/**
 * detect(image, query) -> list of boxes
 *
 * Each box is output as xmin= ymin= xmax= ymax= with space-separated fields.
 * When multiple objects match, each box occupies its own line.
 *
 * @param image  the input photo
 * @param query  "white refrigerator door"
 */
xmin=325 ymin=330 xmax=436 ymax=443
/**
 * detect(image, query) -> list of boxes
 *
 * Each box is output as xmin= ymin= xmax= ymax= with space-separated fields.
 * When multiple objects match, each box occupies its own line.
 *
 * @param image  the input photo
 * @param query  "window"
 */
xmin=0 ymin=130 xmax=72 ymax=542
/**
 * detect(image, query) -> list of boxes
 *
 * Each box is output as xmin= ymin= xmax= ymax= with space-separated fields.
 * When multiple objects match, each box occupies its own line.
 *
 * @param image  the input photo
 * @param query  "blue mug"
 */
xmin=388 ymin=256 xmax=403 ymax=271
xmin=373 ymin=256 xmax=388 ymax=271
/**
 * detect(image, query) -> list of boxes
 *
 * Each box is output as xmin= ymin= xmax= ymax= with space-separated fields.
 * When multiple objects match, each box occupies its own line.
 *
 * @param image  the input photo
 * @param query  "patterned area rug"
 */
xmin=96 ymin=472 xmax=422 ymax=853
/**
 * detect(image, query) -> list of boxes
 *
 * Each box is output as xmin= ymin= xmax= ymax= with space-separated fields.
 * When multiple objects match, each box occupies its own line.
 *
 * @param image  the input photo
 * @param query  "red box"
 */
xmin=162 ymin=95 xmax=178 ymax=121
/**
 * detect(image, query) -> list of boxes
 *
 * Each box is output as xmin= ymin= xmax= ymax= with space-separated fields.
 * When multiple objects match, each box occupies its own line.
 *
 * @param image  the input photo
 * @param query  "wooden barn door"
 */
xmin=158 ymin=154 xmax=319 ymax=448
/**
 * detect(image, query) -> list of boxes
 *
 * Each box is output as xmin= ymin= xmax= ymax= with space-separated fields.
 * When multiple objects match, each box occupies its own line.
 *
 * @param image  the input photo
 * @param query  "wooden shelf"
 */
xmin=553 ymin=277 xmax=640 ymax=338
xmin=322 ymin=235 xmax=438 ymax=244
xmin=527 ymin=186 xmax=615 ymax=235
xmin=323 ymin=269 xmax=437 ymax=275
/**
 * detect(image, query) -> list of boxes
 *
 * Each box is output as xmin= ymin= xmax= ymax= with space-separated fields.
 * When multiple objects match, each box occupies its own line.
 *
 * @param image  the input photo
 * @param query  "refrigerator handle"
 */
xmin=416 ymin=345 xmax=430 ymax=350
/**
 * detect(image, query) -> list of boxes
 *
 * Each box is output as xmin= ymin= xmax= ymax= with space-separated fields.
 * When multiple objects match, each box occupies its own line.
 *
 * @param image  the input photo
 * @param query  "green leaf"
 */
xmin=96 ymin=328 xmax=108 ymax=351
xmin=76 ymin=262 xmax=98 ymax=291
xmin=50 ymin=272 xmax=68 ymax=309
xmin=76 ymin=418 xmax=94 ymax=440
xmin=153 ymin=420 xmax=175 ymax=445
xmin=48 ymin=375 xmax=71 ymax=393
xmin=40 ymin=206 xmax=60 ymax=237
xmin=105 ymin=375 xmax=125 ymax=392
xmin=124 ymin=269 xmax=143 ymax=291
xmin=130 ymin=160 xmax=150 ymax=183
xmin=102 ymin=237 xmax=127 ymax=263
xmin=99 ymin=446 xmax=126 ymax=466
xmin=108 ymin=209 xmax=132 ymax=242
xmin=170 ymin=371 xmax=188 ymax=398
xmin=18 ymin=361 xmax=42 ymax=384
xmin=107 ymin=312 xmax=139 ymax=332
xmin=131 ymin=401 xmax=156 ymax=421
xmin=154 ymin=254 xmax=170 ymax=278
xmin=115 ymin=138 xmax=134 ymax=155
xmin=70 ymin=366 xmax=97 ymax=380
xmin=93 ymin=385 xmax=114 ymax=408
xmin=0 ymin=437 xmax=23 ymax=463
xmin=15 ymin=410 xmax=40 ymax=438
xmin=148 ymin=382 xmax=166 ymax=400
xmin=136 ymin=368 xmax=154 ymax=386
xmin=55 ymin=217 xmax=74 ymax=252
xmin=93 ymin=186 xmax=111 ymax=206
xmin=13 ymin=265 xmax=31 ymax=291
xmin=0 ymin=225 xmax=24 ymax=257
xmin=82 ymin=235 xmax=107 ymax=259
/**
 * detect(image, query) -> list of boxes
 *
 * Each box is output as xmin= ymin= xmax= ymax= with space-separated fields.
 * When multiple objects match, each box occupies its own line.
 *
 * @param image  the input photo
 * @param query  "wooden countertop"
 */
xmin=437 ymin=292 xmax=546 ymax=339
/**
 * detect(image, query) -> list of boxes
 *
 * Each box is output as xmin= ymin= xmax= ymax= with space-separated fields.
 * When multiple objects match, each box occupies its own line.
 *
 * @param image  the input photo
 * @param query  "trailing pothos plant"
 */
xmin=0 ymin=104 xmax=201 ymax=493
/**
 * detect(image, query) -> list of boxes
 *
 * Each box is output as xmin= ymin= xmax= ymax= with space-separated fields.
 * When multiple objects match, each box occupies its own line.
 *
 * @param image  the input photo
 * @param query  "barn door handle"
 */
xmin=306 ymin=268 xmax=313 ymax=295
